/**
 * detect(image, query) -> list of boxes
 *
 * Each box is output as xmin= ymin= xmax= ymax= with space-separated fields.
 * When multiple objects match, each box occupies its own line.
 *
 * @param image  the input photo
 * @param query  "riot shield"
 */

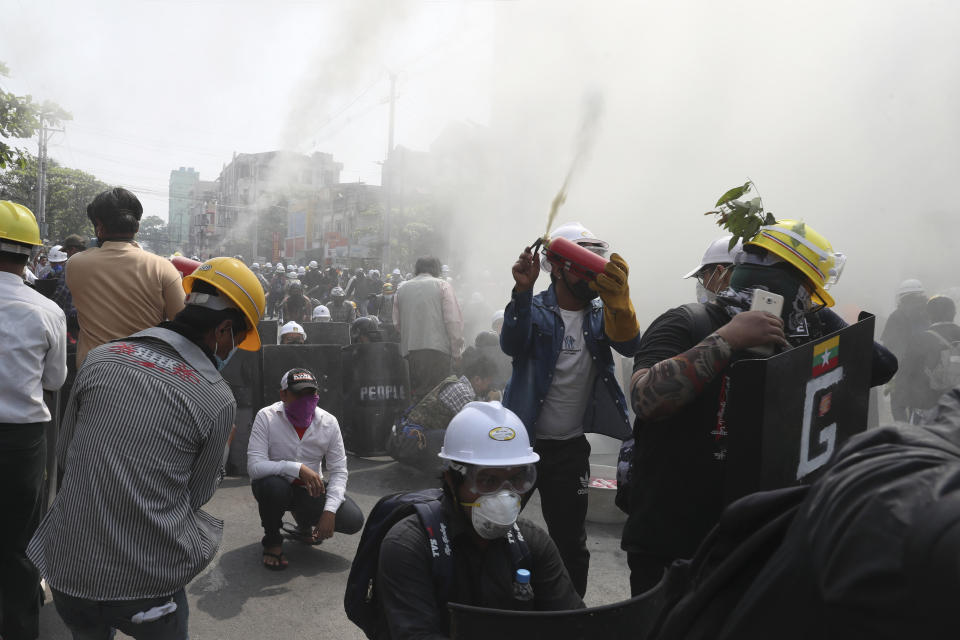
xmin=261 ymin=344 xmax=343 ymax=422
xmin=722 ymin=315 xmax=875 ymax=504
xmin=341 ymin=342 xmax=410 ymax=456
xmin=449 ymin=588 xmax=666 ymax=640
xmin=220 ymin=349 xmax=262 ymax=475
xmin=302 ymin=321 xmax=351 ymax=346
xmin=258 ymin=320 xmax=278 ymax=346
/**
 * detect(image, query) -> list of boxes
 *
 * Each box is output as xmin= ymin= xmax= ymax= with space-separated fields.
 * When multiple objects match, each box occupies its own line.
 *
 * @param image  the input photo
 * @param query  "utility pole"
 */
xmin=36 ymin=112 xmax=63 ymax=241
xmin=383 ymin=72 xmax=397 ymax=270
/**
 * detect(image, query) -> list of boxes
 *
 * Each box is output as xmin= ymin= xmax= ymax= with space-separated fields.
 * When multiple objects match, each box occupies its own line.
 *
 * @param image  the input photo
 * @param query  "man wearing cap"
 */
xmin=683 ymin=236 xmax=743 ymax=304
xmin=503 ymin=222 xmax=642 ymax=598
xmin=67 ymin=187 xmax=186 ymax=367
xmin=247 ymin=368 xmax=364 ymax=570
xmin=0 ymin=201 xmax=67 ymax=640
xmin=279 ymin=321 xmax=307 ymax=345
xmin=28 ymin=257 xmax=265 ymax=639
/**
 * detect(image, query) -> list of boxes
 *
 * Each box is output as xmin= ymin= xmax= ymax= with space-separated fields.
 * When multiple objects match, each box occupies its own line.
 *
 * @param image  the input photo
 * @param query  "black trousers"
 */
xmin=406 ymin=349 xmax=452 ymax=402
xmin=534 ymin=435 xmax=591 ymax=598
xmin=0 ymin=422 xmax=46 ymax=640
xmin=52 ymin=587 xmax=188 ymax=640
xmin=627 ymin=552 xmax=670 ymax=597
xmin=251 ymin=475 xmax=365 ymax=547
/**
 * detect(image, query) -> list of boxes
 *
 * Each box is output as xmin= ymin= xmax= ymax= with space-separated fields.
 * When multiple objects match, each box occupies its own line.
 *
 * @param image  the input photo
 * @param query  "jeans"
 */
xmin=0 ymin=422 xmax=46 ymax=640
xmin=251 ymin=475 xmax=365 ymax=547
xmin=51 ymin=588 xmax=189 ymax=640
xmin=534 ymin=435 xmax=591 ymax=598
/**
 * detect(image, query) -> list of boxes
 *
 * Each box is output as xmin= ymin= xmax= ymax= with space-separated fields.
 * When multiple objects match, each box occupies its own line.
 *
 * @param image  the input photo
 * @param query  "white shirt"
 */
xmin=247 ymin=401 xmax=349 ymax=512
xmin=534 ymin=308 xmax=597 ymax=440
xmin=0 ymin=271 xmax=68 ymax=422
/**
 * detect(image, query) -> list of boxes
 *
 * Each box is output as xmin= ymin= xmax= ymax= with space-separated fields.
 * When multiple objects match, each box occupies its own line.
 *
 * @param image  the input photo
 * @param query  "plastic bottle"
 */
xmin=513 ymin=568 xmax=534 ymax=608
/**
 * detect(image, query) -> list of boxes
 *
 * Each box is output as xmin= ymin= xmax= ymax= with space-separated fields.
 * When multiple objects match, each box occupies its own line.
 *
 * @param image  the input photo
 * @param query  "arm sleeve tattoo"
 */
xmin=631 ymin=333 xmax=733 ymax=421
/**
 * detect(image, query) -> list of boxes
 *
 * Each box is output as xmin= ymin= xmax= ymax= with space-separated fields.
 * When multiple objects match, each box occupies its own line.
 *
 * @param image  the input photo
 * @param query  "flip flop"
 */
xmin=282 ymin=523 xmax=323 ymax=546
xmin=262 ymin=551 xmax=288 ymax=571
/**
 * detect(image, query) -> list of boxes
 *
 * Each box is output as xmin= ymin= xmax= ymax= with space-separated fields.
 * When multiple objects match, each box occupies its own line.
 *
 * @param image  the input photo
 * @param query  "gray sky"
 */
xmin=3 ymin=0 xmax=958 ymax=322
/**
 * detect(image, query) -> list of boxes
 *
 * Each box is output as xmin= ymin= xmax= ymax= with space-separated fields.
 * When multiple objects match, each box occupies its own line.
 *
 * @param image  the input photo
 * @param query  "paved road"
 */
xmin=39 ymin=455 xmax=632 ymax=639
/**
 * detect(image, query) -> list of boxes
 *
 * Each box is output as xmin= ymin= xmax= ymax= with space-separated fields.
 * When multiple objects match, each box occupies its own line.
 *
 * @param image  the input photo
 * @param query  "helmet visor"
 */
xmin=824 ymin=252 xmax=846 ymax=289
xmin=461 ymin=464 xmax=537 ymax=495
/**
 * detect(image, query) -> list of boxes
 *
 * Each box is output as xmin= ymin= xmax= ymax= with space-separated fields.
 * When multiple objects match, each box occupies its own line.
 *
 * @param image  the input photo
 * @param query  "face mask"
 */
xmin=728 ymin=264 xmax=815 ymax=335
xmin=284 ymin=394 xmax=319 ymax=428
xmin=462 ymin=490 xmax=522 ymax=540
xmin=561 ymin=271 xmax=599 ymax=303
xmin=695 ymin=282 xmax=716 ymax=304
xmin=213 ymin=331 xmax=238 ymax=372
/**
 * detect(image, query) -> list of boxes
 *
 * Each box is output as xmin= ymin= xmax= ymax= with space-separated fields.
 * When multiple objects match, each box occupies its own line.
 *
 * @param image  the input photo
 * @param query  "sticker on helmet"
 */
xmin=198 ymin=264 xmax=212 ymax=271
xmin=488 ymin=426 xmax=516 ymax=441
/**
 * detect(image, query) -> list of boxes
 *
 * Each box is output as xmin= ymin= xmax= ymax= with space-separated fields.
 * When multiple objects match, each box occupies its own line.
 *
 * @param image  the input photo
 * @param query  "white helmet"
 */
xmin=441 ymin=264 xmax=450 ymax=274
xmin=896 ymin=279 xmax=925 ymax=300
xmin=47 ymin=245 xmax=68 ymax=263
xmin=298 ymin=266 xmax=306 ymax=275
xmin=438 ymin=402 xmax=539 ymax=466
xmin=309 ymin=260 xmax=318 ymax=269
xmin=392 ymin=268 xmax=401 ymax=276
xmin=491 ymin=309 xmax=505 ymax=330
xmin=542 ymin=222 xmax=609 ymax=272
xmin=312 ymin=305 xmax=331 ymax=321
xmin=331 ymin=286 xmax=346 ymax=297
xmin=251 ymin=262 xmax=260 ymax=270
xmin=275 ymin=264 xmax=285 ymax=273
xmin=369 ymin=269 xmax=380 ymax=279
xmin=265 ymin=262 xmax=273 ymax=270
xmin=682 ymin=236 xmax=743 ymax=279
xmin=279 ymin=321 xmax=305 ymax=339
xmin=276 ymin=262 xmax=285 ymax=270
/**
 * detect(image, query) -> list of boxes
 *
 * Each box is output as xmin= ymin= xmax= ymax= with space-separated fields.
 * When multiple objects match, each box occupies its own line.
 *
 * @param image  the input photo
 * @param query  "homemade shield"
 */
xmin=258 ymin=319 xmax=278 ymax=346
xmin=261 ymin=344 xmax=343 ymax=423
xmin=340 ymin=342 xmax=410 ymax=456
xmin=302 ymin=321 xmax=351 ymax=346
xmin=721 ymin=315 xmax=875 ymax=504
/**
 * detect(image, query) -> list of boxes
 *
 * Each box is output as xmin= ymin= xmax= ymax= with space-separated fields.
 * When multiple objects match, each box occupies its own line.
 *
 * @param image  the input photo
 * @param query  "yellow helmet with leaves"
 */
xmin=745 ymin=220 xmax=845 ymax=307
xmin=0 ymin=200 xmax=41 ymax=254
xmin=182 ymin=257 xmax=266 ymax=351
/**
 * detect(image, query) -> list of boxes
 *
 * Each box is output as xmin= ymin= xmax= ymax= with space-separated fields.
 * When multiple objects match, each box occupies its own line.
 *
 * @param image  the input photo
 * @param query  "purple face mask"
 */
xmin=284 ymin=394 xmax=319 ymax=428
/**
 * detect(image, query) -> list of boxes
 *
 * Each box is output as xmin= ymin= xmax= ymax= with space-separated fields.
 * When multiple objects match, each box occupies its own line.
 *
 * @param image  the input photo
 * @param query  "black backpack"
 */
xmin=344 ymin=488 xmax=532 ymax=639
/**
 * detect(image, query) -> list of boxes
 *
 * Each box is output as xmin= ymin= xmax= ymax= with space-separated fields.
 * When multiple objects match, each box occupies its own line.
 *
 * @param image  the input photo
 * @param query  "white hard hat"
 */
xmin=312 ymin=305 xmax=331 ymax=321
xmin=47 ymin=245 xmax=68 ymax=263
xmin=896 ymin=279 xmax=925 ymax=299
xmin=392 ymin=268 xmax=401 ymax=275
xmin=438 ymin=401 xmax=539 ymax=466
xmin=369 ymin=269 xmax=380 ymax=279
xmin=265 ymin=262 xmax=273 ymax=269
xmin=542 ymin=222 xmax=609 ymax=272
xmin=279 ymin=321 xmax=305 ymax=338
xmin=286 ymin=271 xmax=298 ymax=280
xmin=309 ymin=260 xmax=318 ymax=269
xmin=331 ymin=286 xmax=345 ymax=297
xmin=251 ymin=262 xmax=260 ymax=270
xmin=276 ymin=262 xmax=285 ymax=270
xmin=491 ymin=309 xmax=505 ymax=328
xmin=682 ymin=236 xmax=743 ymax=279
xmin=275 ymin=264 xmax=285 ymax=273
xmin=441 ymin=264 xmax=450 ymax=274
xmin=298 ymin=266 xmax=306 ymax=275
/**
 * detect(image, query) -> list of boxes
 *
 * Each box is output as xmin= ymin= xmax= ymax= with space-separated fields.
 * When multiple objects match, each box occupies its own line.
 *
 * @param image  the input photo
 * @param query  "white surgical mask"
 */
xmin=462 ymin=490 xmax=522 ymax=540
xmin=214 ymin=331 xmax=238 ymax=372
xmin=696 ymin=282 xmax=717 ymax=304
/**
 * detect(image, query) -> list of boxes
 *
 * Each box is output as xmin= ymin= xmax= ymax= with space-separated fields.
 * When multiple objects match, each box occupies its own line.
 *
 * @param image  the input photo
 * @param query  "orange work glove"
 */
xmin=590 ymin=253 xmax=640 ymax=342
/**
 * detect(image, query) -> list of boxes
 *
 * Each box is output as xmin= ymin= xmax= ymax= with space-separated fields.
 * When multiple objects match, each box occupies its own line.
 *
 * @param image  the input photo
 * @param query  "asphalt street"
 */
xmin=38 ymin=455 xmax=632 ymax=639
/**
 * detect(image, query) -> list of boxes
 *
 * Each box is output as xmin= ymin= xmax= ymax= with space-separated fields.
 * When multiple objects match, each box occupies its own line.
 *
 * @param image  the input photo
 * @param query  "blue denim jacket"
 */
xmin=500 ymin=283 xmax=643 ymax=440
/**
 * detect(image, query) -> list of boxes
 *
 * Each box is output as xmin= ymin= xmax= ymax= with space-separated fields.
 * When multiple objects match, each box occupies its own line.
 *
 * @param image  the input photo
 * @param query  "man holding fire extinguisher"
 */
xmin=500 ymin=222 xmax=642 ymax=598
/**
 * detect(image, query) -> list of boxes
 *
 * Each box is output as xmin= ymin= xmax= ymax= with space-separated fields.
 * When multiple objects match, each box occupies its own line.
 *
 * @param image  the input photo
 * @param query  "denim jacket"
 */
xmin=500 ymin=283 xmax=643 ymax=440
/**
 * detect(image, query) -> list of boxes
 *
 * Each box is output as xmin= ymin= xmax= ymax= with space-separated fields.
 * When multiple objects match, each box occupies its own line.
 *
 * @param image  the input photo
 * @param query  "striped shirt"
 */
xmin=27 ymin=327 xmax=235 ymax=600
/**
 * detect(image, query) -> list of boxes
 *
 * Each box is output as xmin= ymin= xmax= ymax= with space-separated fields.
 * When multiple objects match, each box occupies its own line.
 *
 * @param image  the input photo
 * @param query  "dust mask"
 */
xmin=462 ymin=490 xmax=522 ymax=540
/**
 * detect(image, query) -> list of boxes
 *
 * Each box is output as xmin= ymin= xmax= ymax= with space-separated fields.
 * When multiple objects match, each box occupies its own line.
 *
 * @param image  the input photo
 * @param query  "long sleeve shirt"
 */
xmin=247 ymin=401 xmax=349 ymax=513
xmin=27 ymin=327 xmax=235 ymax=600
xmin=393 ymin=274 xmax=464 ymax=358
xmin=0 ymin=270 xmax=67 ymax=423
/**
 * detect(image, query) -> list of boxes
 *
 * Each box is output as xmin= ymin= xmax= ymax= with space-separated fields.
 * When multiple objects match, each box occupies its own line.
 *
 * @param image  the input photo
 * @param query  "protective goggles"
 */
xmin=450 ymin=463 xmax=538 ymax=495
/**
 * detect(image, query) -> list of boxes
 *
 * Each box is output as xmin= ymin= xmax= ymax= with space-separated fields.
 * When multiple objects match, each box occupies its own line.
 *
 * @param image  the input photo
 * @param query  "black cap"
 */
xmin=280 ymin=368 xmax=318 ymax=392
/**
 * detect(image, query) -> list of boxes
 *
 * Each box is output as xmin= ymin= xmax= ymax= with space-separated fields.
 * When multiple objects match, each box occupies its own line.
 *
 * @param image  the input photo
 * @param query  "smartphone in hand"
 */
xmin=746 ymin=288 xmax=784 ymax=357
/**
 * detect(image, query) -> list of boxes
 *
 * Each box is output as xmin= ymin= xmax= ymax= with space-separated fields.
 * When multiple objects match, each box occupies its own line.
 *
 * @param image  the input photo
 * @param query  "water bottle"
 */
xmin=513 ymin=568 xmax=534 ymax=609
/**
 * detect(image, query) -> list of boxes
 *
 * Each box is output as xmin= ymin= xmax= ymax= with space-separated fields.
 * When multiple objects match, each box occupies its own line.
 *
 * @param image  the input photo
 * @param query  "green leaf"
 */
xmin=728 ymin=236 xmax=740 ymax=252
xmin=764 ymin=212 xmax=776 ymax=226
xmin=715 ymin=181 xmax=752 ymax=207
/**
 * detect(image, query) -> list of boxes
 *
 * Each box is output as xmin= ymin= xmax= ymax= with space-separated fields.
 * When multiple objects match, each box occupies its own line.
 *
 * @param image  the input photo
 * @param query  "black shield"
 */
xmin=302 ymin=321 xmax=351 ymax=346
xmin=261 ymin=344 xmax=343 ymax=422
xmin=340 ymin=342 xmax=410 ymax=456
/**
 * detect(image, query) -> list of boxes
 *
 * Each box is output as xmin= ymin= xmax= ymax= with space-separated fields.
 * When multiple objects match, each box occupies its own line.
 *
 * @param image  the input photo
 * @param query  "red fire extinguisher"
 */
xmin=170 ymin=256 xmax=201 ymax=279
xmin=535 ymin=235 xmax=609 ymax=280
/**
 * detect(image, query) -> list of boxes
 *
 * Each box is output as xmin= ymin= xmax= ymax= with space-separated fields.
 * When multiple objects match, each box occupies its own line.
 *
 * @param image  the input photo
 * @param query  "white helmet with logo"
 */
xmin=438 ymin=401 xmax=539 ymax=466
xmin=298 ymin=266 xmax=306 ymax=275
xmin=542 ymin=222 xmax=609 ymax=272
xmin=47 ymin=245 xmax=68 ymax=263
xmin=308 ymin=260 xmax=318 ymax=269
xmin=312 ymin=304 xmax=331 ymax=321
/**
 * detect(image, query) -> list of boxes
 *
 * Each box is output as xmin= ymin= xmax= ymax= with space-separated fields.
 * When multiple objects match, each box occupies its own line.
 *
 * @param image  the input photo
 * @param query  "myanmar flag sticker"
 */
xmin=812 ymin=336 xmax=840 ymax=377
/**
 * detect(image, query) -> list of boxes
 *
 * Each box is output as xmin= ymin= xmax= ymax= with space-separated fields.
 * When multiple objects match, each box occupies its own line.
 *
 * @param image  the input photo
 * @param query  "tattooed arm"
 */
xmin=631 ymin=310 xmax=787 ymax=421
xmin=631 ymin=333 xmax=733 ymax=421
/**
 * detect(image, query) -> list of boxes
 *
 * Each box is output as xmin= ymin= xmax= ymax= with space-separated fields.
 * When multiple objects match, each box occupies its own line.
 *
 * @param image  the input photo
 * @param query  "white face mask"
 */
xmin=696 ymin=282 xmax=717 ymax=304
xmin=462 ymin=490 xmax=522 ymax=540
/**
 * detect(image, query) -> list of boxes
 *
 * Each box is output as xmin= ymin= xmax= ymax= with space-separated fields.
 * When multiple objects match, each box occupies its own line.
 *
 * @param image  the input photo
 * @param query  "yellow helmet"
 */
xmin=0 ymin=200 xmax=41 ymax=254
xmin=182 ymin=257 xmax=266 ymax=351
xmin=745 ymin=220 xmax=845 ymax=307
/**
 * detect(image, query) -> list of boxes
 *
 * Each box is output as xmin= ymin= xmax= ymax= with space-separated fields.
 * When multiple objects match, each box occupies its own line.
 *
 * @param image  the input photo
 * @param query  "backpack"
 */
xmin=616 ymin=303 xmax=717 ymax=514
xmin=344 ymin=488 xmax=531 ymax=639
xmin=924 ymin=329 xmax=960 ymax=392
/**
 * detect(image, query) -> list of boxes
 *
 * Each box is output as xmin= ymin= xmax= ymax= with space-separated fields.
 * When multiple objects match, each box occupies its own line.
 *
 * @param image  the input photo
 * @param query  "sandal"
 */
xmin=262 ymin=551 xmax=288 ymax=571
xmin=282 ymin=523 xmax=323 ymax=546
